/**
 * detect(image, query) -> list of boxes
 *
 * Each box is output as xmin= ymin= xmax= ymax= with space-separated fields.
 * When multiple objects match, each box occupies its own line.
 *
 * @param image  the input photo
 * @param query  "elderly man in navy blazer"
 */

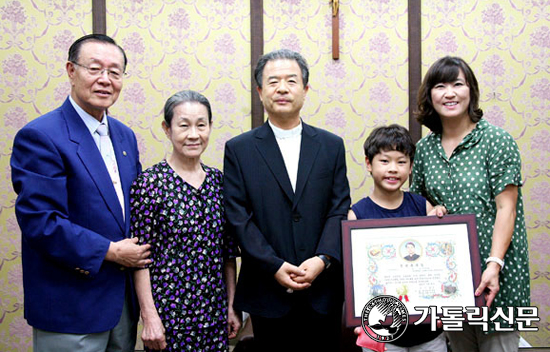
xmin=11 ymin=34 xmax=151 ymax=352
xmin=224 ymin=49 xmax=351 ymax=352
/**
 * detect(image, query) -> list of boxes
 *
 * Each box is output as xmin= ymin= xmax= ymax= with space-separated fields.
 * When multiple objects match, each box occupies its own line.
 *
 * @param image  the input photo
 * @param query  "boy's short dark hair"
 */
xmin=363 ymin=124 xmax=415 ymax=163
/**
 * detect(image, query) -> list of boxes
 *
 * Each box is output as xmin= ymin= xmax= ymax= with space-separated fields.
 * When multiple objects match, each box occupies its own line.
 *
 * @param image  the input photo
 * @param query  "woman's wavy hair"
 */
xmin=415 ymin=56 xmax=483 ymax=134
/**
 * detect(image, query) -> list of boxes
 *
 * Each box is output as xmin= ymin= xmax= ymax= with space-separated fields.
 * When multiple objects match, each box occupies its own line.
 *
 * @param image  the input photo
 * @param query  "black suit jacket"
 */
xmin=223 ymin=121 xmax=351 ymax=318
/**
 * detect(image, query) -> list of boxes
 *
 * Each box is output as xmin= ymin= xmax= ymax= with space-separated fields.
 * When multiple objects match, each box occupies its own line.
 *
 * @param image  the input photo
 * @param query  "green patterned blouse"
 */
xmin=410 ymin=119 xmax=530 ymax=333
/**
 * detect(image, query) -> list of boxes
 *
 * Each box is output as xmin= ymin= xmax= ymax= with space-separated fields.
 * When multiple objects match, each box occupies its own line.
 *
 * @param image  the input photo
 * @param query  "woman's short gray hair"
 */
xmin=163 ymin=90 xmax=212 ymax=126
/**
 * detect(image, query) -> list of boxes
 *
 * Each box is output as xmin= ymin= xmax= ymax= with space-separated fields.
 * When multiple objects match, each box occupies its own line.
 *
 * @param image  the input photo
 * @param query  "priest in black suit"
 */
xmin=223 ymin=49 xmax=351 ymax=352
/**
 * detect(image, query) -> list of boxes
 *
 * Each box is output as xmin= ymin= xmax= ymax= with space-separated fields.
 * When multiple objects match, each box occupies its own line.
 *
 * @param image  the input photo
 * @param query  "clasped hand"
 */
xmin=106 ymin=237 xmax=152 ymax=268
xmin=274 ymin=257 xmax=325 ymax=291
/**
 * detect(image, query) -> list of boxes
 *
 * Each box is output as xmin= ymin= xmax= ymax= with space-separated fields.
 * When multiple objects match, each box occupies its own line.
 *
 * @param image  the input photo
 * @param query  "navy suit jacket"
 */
xmin=223 ymin=121 xmax=351 ymax=318
xmin=11 ymin=98 xmax=141 ymax=334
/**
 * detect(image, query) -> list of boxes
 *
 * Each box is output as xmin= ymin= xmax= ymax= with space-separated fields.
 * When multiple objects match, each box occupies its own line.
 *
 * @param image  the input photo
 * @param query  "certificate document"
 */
xmin=342 ymin=214 xmax=483 ymax=326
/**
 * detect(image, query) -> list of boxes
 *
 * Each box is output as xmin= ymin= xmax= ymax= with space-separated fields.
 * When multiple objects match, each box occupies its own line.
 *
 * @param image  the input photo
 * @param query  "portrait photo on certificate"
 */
xmin=342 ymin=214 xmax=484 ymax=326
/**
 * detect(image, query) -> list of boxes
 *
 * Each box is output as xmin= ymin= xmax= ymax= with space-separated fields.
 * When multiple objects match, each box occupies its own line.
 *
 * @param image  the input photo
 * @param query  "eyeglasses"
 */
xmin=71 ymin=62 xmax=126 ymax=81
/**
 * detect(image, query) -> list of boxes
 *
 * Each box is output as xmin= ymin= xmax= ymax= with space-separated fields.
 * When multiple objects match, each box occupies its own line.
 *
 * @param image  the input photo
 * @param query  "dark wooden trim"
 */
xmin=408 ymin=0 xmax=422 ymax=143
xmin=92 ymin=0 xmax=107 ymax=34
xmin=250 ymin=0 xmax=264 ymax=129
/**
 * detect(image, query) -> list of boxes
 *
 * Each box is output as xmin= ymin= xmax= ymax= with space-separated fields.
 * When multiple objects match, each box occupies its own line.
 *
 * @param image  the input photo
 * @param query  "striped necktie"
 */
xmin=96 ymin=123 xmax=125 ymax=220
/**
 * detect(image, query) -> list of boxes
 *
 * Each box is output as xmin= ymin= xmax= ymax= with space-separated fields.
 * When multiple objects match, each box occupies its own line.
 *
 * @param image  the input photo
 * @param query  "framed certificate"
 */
xmin=342 ymin=214 xmax=483 ymax=327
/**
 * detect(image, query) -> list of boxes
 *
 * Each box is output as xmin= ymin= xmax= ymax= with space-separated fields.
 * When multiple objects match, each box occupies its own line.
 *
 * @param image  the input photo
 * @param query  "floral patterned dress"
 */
xmin=130 ymin=160 xmax=239 ymax=351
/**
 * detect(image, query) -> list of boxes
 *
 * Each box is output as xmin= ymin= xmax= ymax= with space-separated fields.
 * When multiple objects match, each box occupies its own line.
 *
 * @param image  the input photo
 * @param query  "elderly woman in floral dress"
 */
xmin=131 ymin=90 xmax=241 ymax=351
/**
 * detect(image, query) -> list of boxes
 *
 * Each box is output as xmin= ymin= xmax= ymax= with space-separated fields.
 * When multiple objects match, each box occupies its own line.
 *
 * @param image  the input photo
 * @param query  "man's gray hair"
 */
xmin=254 ymin=49 xmax=309 ymax=89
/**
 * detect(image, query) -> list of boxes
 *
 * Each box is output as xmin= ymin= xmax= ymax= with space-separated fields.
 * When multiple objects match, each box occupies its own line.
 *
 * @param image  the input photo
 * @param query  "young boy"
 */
xmin=349 ymin=124 xmax=446 ymax=352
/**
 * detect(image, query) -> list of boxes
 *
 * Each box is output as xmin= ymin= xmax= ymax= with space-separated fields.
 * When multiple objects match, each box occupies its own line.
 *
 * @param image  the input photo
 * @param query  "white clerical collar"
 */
xmin=268 ymin=119 xmax=302 ymax=139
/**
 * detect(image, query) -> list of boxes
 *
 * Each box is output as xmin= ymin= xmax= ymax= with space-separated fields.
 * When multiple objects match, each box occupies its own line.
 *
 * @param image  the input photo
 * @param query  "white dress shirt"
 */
xmin=69 ymin=96 xmax=124 ymax=218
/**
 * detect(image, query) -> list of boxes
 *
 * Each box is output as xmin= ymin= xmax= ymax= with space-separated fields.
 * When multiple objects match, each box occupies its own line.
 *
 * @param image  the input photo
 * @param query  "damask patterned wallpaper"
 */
xmin=261 ymin=1 xmax=410 ymax=198
xmin=421 ymin=0 xmax=549 ymax=345
xmin=0 ymin=2 xmax=94 ymax=349
xmin=0 ymin=0 xmax=548 ymax=350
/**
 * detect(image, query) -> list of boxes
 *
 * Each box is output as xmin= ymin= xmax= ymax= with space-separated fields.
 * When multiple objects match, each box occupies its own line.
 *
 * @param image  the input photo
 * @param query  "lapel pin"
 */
xmin=123 ymin=151 xmax=127 ymax=156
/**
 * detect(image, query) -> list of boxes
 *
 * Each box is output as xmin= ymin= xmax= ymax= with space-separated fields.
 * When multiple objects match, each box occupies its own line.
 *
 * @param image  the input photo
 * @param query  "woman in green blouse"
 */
xmin=410 ymin=56 xmax=530 ymax=352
